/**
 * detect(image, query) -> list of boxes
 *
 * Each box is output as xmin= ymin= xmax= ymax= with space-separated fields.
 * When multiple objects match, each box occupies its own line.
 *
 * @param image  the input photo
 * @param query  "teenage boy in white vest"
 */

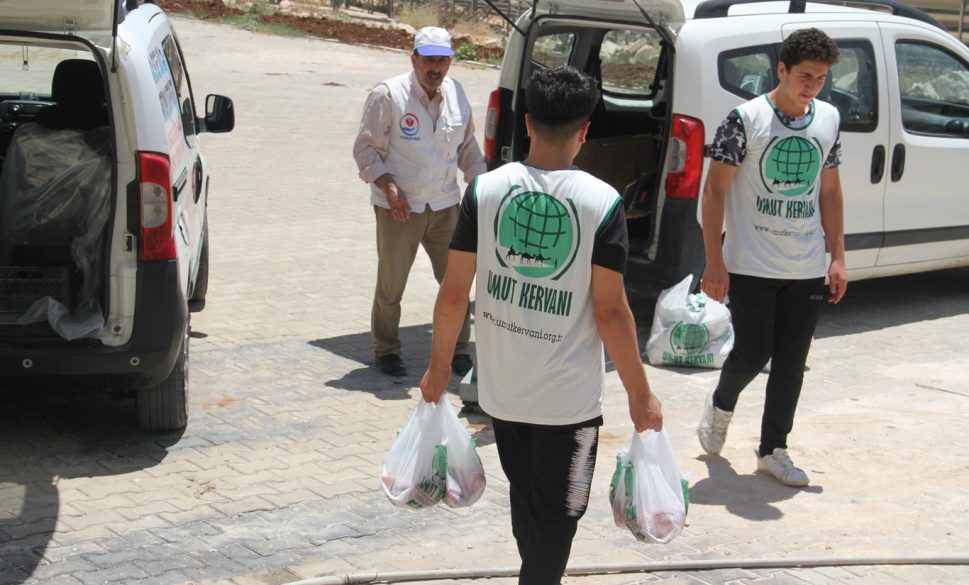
xmin=420 ymin=66 xmax=663 ymax=585
xmin=353 ymin=26 xmax=486 ymax=377
xmin=697 ymin=27 xmax=848 ymax=487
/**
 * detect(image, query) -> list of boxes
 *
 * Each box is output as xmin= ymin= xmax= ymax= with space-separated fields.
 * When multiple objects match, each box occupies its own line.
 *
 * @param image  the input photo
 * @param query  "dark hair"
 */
xmin=780 ymin=28 xmax=840 ymax=69
xmin=524 ymin=65 xmax=600 ymax=140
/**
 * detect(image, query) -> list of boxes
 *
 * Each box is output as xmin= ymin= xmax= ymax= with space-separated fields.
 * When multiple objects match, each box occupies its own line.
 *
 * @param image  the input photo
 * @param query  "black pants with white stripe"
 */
xmin=491 ymin=415 xmax=603 ymax=585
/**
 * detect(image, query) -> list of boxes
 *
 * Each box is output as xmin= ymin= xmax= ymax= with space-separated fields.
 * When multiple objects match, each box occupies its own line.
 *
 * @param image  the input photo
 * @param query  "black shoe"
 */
xmin=451 ymin=354 xmax=473 ymax=376
xmin=375 ymin=354 xmax=406 ymax=376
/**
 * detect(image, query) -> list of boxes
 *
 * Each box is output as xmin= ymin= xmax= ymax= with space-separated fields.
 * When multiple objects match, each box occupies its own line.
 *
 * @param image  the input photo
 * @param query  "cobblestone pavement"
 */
xmin=1 ymin=16 xmax=968 ymax=585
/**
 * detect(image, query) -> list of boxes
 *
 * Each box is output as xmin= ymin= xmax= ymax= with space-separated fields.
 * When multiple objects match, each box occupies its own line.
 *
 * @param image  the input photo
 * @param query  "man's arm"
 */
xmin=420 ymin=250 xmax=476 ymax=404
xmin=699 ymin=161 xmax=738 ymax=302
xmin=352 ymin=85 xmax=392 ymax=183
xmin=352 ymin=86 xmax=411 ymax=220
xmin=591 ymin=265 xmax=662 ymax=432
xmin=456 ymin=106 xmax=487 ymax=182
xmin=374 ymin=174 xmax=411 ymax=221
xmin=819 ymin=166 xmax=847 ymax=303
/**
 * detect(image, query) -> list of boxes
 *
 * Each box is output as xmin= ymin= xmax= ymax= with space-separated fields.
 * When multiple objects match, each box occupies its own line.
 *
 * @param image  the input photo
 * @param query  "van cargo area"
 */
xmin=0 ymin=51 xmax=113 ymax=342
xmin=488 ymin=18 xmax=705 ymax=308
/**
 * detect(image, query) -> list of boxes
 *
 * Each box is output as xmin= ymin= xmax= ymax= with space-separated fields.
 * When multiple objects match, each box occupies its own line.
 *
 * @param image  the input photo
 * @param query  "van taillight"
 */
xmin=665 ymin=114 xmax=705 ymax=200
xmin=483 ymin=88 xmax=501 ymax=164
xmin=138 ymin=151 xmax=176 ymax=261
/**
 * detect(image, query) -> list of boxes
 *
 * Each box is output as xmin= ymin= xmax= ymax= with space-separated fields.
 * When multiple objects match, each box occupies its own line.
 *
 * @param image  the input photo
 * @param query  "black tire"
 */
xmin=190 ymin=215 xmax=209 ymax=304
xmin=136 ymin=326 xmax=189 ymax=431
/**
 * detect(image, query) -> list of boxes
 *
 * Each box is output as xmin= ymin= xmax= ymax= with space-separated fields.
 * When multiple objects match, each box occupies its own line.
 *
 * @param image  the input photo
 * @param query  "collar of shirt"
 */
xmin=409 ymin=71 xmax=443 ymax=126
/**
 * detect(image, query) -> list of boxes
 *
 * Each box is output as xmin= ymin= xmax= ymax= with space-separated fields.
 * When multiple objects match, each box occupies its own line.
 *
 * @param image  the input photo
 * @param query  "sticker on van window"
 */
xmin=148 ymin=47 xmax=170 ymax=84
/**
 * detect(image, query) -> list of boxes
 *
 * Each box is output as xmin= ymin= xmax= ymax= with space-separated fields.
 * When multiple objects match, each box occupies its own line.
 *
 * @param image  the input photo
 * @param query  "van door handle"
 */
xmin=871 ymin=145 xmax=885 ymax=183
xmin=173 ymin=169 xmax=188 ymax=201
xmin=890 ymin=143 xmax=905 ymax=182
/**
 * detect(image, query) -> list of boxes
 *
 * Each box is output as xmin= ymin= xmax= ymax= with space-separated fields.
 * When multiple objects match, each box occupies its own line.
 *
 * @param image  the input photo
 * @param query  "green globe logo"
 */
xmin=670 ymin=322 xmax=710 ymax=355
xmin=497 ymin=191 xmax=576 ymax=279
xmin=762 ymin=136 xmax=820 ymax=197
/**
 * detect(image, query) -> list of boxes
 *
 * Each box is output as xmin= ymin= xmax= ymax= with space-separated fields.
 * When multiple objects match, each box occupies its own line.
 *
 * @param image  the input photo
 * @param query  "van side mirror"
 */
xmin=199 ymin=94 xmax=234 ymax=133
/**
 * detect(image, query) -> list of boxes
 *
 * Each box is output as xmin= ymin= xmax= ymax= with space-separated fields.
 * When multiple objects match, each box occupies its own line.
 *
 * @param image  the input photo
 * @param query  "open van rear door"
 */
xmin=482 ymin=0 xmax=685 ymax=32
xmin=532 ymin=0 xmax=684 ymax=25
xmin=0 ymin=0 xmax=119 ymax=36
xmin=0 ymin=0 xmax=121 ymax=65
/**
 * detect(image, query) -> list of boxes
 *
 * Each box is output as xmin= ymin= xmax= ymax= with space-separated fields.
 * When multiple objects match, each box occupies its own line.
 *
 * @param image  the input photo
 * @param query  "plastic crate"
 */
xmin=0 ymin=266 xmax=72 ymax=313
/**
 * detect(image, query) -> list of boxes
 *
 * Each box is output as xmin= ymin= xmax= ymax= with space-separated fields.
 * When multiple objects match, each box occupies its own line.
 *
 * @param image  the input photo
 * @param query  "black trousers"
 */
xmin=713 ymin=273 xmax=824 ymax=457
xmin=491 ymin=415 xmax=602 ymax=585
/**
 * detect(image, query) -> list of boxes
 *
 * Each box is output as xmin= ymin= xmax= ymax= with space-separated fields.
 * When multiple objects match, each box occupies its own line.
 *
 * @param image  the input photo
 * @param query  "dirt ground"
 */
xmin=164 ymin=0 xmax=506 ymax=62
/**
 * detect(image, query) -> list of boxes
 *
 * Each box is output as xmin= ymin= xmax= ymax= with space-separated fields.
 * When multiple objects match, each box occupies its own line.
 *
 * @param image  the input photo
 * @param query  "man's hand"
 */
xmin=628 ymin=389 xmax=663 ymax=432
xmin=700 ymin=260 xmax=729 ymax=303
xmin=376 ymin=174 xmax=411 ymax=221
xmin=420 ymin=365 xmax=450 ymax=404
xmin=699 ymin=161 xmax=736 ymax=303
xmin=827 ymin=258 xmax=848 ymax=304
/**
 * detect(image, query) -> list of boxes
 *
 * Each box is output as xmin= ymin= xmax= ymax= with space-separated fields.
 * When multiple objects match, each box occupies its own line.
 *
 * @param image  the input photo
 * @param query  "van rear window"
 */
xmin=532 ymin=32 xmax=575 ymax=69
xmin=599 ymin=29 xmax=661 ymax=97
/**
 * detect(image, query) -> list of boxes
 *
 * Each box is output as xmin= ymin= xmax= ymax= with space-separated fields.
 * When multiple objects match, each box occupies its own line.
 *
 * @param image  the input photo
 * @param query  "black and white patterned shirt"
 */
xmin=709 ymin=102 xmax=843 ymax=168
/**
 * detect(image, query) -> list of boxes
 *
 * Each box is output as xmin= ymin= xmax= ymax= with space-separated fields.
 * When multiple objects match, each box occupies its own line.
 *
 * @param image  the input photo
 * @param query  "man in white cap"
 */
xmin=353 ymin=26 xmax=485 ymax=377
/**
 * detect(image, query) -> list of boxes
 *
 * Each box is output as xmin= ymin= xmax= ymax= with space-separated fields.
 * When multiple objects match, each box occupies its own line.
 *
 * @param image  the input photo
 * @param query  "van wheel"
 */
xmin=136 ymin=327 xmax=189 ymax=431
xmin=190 ymin=216 xmax=209 ymax=306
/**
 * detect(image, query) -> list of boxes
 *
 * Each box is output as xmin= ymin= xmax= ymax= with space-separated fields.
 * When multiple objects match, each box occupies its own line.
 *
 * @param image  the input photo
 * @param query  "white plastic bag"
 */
xmin=440 ymin=395 xmax=487 ymax=507
xmin=646 ymin=275 xmax=734 ymax=368
xmin=380 ymin=395 xmax=486 ymax=509
xmin=608 ymin=430 xmax=687 ymax=544
xmin=380 ymin=398 xmax=447 ymax=509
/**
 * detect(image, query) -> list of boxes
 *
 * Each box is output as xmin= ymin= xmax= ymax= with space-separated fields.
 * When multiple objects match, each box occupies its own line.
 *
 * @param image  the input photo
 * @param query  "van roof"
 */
xmin=688 ymin=0 xmax=944 ymax=29
xmin=532 ymin=0 xmax=943 ymax=30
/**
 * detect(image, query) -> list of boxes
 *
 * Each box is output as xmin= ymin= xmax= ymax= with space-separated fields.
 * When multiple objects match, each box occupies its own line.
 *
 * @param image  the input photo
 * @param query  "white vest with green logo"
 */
xmin=473 ymin=162 xmax=622 ymax=425
xmin=724 ymin=96 xmax=840 ymax=279
xmin=371 ymin=72 xmax=470 ymax=211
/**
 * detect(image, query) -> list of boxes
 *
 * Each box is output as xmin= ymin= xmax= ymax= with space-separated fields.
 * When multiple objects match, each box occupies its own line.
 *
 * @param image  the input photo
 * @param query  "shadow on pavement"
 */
xmin=688 ymin=455 xmax=823 ymax=521
xmin=815 ymin=267 xmax=969 ymax=339
xmin=310 ymin=322 xmax=472 ymax=400
xmin=309 ymin=321 xmax=430 ymax=397
xmin=0 ymin=387 xmax=182 ymax=585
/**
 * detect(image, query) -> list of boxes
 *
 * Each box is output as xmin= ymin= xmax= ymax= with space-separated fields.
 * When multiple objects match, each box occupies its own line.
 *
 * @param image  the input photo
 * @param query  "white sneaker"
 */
xmin=756 ymin=448 xmax=809 ymax=487
xmin=697 ymin=391 xmax=732 ymax=455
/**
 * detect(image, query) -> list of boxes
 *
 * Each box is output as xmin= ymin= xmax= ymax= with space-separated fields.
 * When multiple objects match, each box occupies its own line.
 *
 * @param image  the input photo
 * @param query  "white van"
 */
xmin=485 ymin=0 xmax=969 ymax=307
xmin=0 ymin=0 xmax=234 ymax=430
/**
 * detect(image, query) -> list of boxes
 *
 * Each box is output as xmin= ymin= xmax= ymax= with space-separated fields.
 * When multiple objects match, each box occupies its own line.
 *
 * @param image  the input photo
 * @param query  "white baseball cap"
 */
xmin=414 ymin=26 xmax=454 ymax=57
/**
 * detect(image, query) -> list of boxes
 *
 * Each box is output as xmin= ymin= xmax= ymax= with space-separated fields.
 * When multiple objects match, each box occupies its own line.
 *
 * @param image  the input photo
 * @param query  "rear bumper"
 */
xmin=0 ymin=260 xmax=187 ymax=389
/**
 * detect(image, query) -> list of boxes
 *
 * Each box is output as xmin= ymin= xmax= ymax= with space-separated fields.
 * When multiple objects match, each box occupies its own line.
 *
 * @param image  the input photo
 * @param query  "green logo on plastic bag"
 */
xmin=669 ymin=322 xmax=710 ymax=355
xmin=407 ymin=444 xmax=447 ymax=509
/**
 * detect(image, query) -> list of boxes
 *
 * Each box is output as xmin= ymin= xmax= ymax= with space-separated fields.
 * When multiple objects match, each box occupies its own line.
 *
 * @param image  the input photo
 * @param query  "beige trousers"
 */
xmin=371 ymin=205 xmax=471 ymax=358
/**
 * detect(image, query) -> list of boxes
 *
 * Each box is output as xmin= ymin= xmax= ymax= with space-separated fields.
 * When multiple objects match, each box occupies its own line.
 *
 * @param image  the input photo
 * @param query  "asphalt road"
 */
xmin=1 ymin=15 xmax=968 ymax=585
